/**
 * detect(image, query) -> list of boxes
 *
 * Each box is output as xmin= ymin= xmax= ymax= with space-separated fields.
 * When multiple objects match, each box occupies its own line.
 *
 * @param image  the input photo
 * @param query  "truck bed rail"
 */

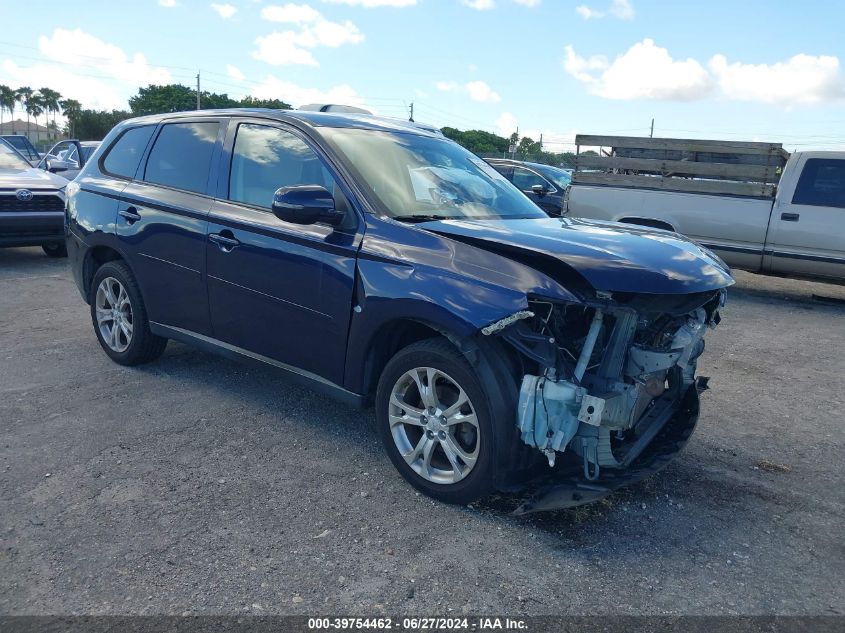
xmin=573 ymin=134 xmax=789 ymax=198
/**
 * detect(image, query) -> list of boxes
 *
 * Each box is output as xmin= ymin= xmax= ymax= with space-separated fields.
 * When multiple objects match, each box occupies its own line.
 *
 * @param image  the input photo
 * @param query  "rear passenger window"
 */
xmin=228 ymin=124 xmax=335 ymax=209
xmin=144 ymin=122 xmax=220 ymax=194
xmin=102 ymin=126 xmax=155 ymax=179
xmin=792 ymin=159 xmax=845 ymax=209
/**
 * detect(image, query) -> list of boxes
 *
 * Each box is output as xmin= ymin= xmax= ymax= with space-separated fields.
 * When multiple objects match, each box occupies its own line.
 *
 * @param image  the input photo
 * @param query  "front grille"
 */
xmin=0 ymin=194 xmax=65 ymax=212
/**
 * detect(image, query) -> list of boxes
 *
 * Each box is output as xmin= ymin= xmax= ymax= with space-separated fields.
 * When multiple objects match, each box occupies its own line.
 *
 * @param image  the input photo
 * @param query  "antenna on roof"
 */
xmin=409 ymin=102 xmax=414 ymax=123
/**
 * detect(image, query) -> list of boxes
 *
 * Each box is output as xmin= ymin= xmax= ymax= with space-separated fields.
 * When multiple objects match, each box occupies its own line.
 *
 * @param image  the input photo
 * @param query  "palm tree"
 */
xmin=60 ymin=98 xmax=82 ymax=138
xmin=0 ymin=84 xmax=15 ymax=130
xmin=16 ymin=86 xmax=33 ymax=137
xmin=39 ymin=88 xmax=62 ymax=140
xmin=26 ymin=93 xmax=44 ymax=144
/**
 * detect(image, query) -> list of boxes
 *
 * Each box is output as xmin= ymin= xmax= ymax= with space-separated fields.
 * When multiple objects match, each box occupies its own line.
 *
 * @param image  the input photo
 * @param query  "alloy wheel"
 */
xmin=95 ymin=277 xmax=133 ymax=353
xmin=388 ymin=367 xmax=480 ymax=484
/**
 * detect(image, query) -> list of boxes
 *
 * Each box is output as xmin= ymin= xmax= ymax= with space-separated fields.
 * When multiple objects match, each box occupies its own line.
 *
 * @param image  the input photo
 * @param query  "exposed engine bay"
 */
xmin=486 ymin=288 xmax=725 ymax=512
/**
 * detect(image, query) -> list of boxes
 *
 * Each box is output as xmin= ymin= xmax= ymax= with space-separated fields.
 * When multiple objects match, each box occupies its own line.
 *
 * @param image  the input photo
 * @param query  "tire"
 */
xmin=42 ymin=241 xmax=67 ymax=258
xmin=89 ymin=260 xmax=167 ymax=366
xmin=375 ymin=337 xmax=511 ymax=505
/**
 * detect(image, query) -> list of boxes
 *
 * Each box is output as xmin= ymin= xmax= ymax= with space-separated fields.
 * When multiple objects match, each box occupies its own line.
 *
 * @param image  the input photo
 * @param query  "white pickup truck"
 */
xmin=565 ymin=135 xmax=845 ymax=284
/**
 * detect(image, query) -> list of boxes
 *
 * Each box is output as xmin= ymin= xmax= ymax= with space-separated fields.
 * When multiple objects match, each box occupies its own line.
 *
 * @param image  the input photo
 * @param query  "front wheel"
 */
xmin=375 ymin=338 xmax=503 ymax=505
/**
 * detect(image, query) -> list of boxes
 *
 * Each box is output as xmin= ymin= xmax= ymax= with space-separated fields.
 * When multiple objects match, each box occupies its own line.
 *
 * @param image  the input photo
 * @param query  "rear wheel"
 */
xmin=376 ymin=338 xmax=505 ymax=505
xmin=42 ymin=241 xmax=67 ymax=258
xmin=89 ymin=261 xmax=167 ymax=366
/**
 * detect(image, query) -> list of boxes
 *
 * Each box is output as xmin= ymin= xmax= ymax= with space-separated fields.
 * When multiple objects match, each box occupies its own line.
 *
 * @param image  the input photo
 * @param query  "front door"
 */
xmin=205 ymin=121 xmax=360 ymax=386
xmin=767 ymin=155 xmax=845 ymax=282
xmin=511 ymin=165 xmax=559 ymax=214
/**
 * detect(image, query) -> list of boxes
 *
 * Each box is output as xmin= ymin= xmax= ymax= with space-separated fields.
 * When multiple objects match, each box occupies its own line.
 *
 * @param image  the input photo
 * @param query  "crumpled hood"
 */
xmin=0 ymin=166 xmax=69 ymax=189
xmin=419 ymin=216 xmax=734 ymax=294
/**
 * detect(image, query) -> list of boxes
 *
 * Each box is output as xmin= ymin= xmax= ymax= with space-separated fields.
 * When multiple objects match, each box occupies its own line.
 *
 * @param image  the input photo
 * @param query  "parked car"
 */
xmin=66 ymin=110 xmax=732 ymax=512
xmin=0 ymin=139 xmax=68 ymax=257
xmin=486 ymin=158 xmax=571 ymax=216
xmin=566 ymin=134 xmax=845 ymax=284
xmin=0 ymin=134 xmax=41 ymax=164
xmin=37 ymin=140 xmax=100 ymax=180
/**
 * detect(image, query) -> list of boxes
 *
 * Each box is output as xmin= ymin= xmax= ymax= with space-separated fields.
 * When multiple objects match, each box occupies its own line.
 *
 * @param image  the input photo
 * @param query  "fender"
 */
xmin=342 ymin=216 xmax=580 ymax=393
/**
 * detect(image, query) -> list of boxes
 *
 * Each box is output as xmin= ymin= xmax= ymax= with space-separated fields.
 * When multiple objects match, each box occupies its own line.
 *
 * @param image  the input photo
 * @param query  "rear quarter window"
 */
xmin=143 ymin=122 xmax=220 ymax=194
xmin=101 ymin=126 xmax=156 ymax=179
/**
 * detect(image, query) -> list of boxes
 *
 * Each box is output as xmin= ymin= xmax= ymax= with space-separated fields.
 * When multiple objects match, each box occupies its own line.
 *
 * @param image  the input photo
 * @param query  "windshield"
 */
xmin=536 ymin=164 xmax=571 ymax=190
xmin=0 ymin=141 xmax=32 ymax=170
xmin=320 ymin=128 xmax=547 ymax=220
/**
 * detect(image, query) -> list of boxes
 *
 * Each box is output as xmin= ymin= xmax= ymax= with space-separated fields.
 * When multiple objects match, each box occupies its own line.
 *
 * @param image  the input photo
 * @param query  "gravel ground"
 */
xmin=1 ymin=246 xmax=843 ymax=616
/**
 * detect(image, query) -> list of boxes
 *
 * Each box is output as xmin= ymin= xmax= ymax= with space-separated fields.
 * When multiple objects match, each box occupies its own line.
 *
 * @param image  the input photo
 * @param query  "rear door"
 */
xmin=115 ymin=119 xmax=224 ymax=336
xmin=205 ymin=119 xmax=361 ymax=385
xmin=767 ymin=155 xmax=845 ymax=281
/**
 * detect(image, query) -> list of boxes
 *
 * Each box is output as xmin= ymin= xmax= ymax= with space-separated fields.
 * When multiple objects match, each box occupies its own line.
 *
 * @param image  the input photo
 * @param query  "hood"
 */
xmin=0 ymin=166 xmax=69 ymax=189
xmin=419 ymin=217 xmax=734 ymax=295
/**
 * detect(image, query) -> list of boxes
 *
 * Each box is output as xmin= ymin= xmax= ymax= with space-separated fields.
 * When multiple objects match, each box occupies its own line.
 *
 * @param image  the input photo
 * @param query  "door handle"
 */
xmin=118 ymin=207 xmax=141 ymax=224
xmin=209 ymin=232 xmax=240 ymax=252
xmin=781 ymin=212 xmax=800 ymax=222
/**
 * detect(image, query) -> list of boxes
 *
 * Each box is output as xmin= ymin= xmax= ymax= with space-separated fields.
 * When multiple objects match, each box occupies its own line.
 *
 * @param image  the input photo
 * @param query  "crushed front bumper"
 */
xmin=512 ymin=381 xmax=703 ymax=514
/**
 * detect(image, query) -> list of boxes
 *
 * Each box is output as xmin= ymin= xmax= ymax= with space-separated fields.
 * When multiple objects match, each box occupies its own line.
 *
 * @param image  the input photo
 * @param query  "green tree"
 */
xmin=26 ymin=92 xmax=45 ymax=140
xmin=15 ymin=86 xmax=33 ymax=136
xmin=239 ymin=95 xmax=292 ymax=110
xmin=516 ymin=136 xmax=541 ymax=159
xmin=38 ymin=88 xmax=62 ymax=139
xmin=73 ymin=109 xmax=132 ymax=140
xmin=59 ymin=98 xmax=82 ymax=138
xmin=0 ymin=84 xmax=15 ymax=129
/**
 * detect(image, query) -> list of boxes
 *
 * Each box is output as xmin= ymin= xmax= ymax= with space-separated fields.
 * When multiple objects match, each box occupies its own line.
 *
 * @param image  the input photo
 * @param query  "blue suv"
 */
xmin=66 ymin=110 xmax=733 ymax=512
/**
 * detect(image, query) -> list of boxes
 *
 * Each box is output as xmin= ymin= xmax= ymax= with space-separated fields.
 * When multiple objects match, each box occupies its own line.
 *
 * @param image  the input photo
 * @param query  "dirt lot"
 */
xmin=0 ymin=246 xmax=843 ymax=616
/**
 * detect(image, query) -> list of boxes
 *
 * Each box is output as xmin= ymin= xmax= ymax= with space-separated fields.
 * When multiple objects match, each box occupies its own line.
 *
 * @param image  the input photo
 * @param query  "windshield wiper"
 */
xmin=392 ymin=214 xmax=458 ymax=223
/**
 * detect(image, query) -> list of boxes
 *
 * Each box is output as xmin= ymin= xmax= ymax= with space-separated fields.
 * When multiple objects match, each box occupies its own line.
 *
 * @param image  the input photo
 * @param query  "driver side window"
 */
xmin=512 ymin=166 xmax=551 ymax=192
xmin=229 ymin=123 xmax=335 ymax=209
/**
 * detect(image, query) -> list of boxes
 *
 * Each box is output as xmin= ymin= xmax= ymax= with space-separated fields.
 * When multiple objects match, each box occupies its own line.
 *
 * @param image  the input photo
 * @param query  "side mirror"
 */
xmin=531 ymin=184 xmax=548 ymax=197
xmin=46 ymin=159 xmax=70 ymax=173
xmin=271 ymin=185 xmax=343 ymax=226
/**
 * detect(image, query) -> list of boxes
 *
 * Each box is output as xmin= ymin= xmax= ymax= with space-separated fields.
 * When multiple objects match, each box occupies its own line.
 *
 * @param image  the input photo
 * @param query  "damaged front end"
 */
xmin=487 ymin=288 xmax=725 ymax=514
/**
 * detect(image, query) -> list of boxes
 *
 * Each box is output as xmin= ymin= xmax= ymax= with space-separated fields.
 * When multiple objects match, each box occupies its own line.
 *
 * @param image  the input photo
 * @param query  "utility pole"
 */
xmin=539 ymin=133 xmax=543 ymax=152
xmin=196 ymin=72 xmax=201 ymax=111
xmin=650 ymin=118 xmax=654 ymax=138
xmin=409 ymin=102 xmax=414 ymax=122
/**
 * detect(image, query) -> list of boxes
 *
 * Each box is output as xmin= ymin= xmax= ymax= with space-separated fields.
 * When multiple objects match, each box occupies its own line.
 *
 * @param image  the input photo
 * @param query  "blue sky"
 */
xmin=1 ymin=0 xmax=843 ymax=152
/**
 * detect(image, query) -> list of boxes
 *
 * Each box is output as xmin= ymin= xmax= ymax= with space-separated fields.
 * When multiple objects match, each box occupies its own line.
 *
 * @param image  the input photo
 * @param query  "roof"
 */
xmin=118 ymin=108 xmax=443 ymax=138
xmin=486 ymin=158 xmax=570 ymax=173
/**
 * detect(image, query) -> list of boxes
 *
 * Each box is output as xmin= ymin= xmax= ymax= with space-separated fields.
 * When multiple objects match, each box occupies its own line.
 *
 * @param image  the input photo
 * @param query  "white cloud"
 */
xmin=465 ymin=80 xmax=501 ymax=102
xmin=226 ymin=64 xmax=245 ymax=81
xmin=565 ymin=38 xmax=845 ymax=106
xmin=0 ymin=28 xmax=172 ymax=111
xmin=495 ymin=112 xmax=578 ymax=152
xmin=254 ymin=4 xmax=364 ymax=66
xmin=564 ymin=39 xmax=713 ymax=101
xmin=462 ymin=0 xmax=495 ymax=10
xmin=250 ymin=75 xmax=368 ymax=110
xmin=211 ymin=3 xmax=237 ymax=18
xmin=40 ymin=28 xmax=172 ymax=87
xmin=575 ymin=0 xmax=633 ymax=20
xmin=158 ymin=0 xmax=177 ymax=7
xmin=261 ymin=3 xmax=322 ymax=22
xmin=495 ymin=112 xmax=519 ymax=137
xmin=710 ymin=53 xmax=844 ymax=106
xmin=322 ymin=0 xmax=417 ymax=6
xmin=437 ymin=80 xmax=500 ymax=102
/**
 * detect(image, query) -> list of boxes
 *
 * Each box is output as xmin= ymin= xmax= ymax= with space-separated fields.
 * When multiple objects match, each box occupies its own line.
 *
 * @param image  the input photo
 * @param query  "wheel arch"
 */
xmin=618 ymin=216 xmax=676 ymax=232
xmin=82 ymin=245 xmax=127 ymax=302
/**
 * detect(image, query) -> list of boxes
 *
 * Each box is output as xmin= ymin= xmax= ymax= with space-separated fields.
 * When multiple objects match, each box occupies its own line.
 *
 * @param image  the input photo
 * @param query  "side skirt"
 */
xmin=149 ymin=322 xmax=368 ymax=409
